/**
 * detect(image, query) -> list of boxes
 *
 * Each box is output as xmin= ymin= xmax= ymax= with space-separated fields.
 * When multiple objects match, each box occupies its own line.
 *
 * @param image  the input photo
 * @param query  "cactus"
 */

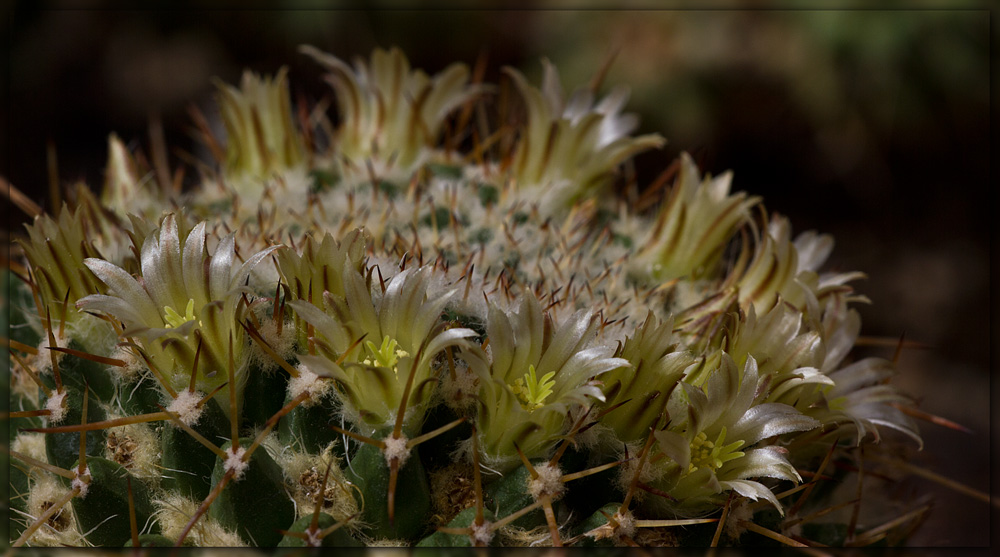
xmin=4 ymin=46 xmax=935 ymax=548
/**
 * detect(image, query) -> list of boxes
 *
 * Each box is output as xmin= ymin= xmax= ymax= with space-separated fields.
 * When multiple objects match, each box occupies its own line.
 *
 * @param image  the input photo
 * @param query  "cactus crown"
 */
xmin=6 ymin=46 xmax=929 ymax=548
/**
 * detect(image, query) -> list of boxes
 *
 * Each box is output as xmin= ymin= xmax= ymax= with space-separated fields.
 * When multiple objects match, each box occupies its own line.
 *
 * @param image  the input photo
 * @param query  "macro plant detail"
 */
xmin=3 ymin=45 xmax=953 ymax=548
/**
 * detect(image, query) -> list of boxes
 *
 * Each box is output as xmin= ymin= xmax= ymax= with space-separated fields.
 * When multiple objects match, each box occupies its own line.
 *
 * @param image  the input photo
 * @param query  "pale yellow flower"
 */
xmin=216 ymin=67 xmax=306 ymax=181
xmin=77 ymin=214 xmax=279 ymax=410
xmin=505 ymin=59 xmax=664 ymax=211
xmin=632 ymin=152 xmax=759 ymax=281
xmin=469 ymin=295 xmax=628 ymax=472
xmin=645 ymin=354 xmax=818 ymax=516
xmin=301 ymin=45 xmax=482 ymax=180
xmin=292 ymin=265 xmax=477 ymax=434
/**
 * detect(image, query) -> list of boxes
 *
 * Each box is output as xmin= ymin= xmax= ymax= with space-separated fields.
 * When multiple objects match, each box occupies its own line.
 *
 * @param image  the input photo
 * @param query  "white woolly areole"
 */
xmin=33 ymin=331 xmax=68 ymax=372
xmin=45 ymin=390 xmax=69 ymax=424
xmin=110 ymin=345 xmax=144 ymax=382
xmin=71 ymin=467 xmax=90 ymax=499
xmin=306 ymin=528 xmax=322 ymax=547
xmin=612 ymin=510 xmax=636 ymax=539
xmin=288 ymin=367 xmax=330 ymax=407
xmin=527 ymin=463 xmax=566 ymax=501
xmin=12 ymin=432 xmax=47 ymax=461
xmin=249 ymin=317 xmax=297 ymax=371
xmin=382 ymin=435 xmax=411 ymax=467
xmin=725 ymin=497 xmax=754 ymax=540
xmin=273 ymin=440 xmax=360 ymax=521
xmin=102 ymin=415 xmax=163 ymax=481
xmin=153 ymin=492 xmax=247 ymax=547
xmin=26 ymin=474 xmax=84 ymax=546
xmin=614 ymin=443 xmax=662 ymax=501
xmin=166 ymin=390 xmax=205 ymax=427
xmin=224 ymin=447 xmax=249 ymax=480
xmin=440 ymin=363 xmax=480 ymax=411
xmin=471 ymin=520 xmax=494 ymax=546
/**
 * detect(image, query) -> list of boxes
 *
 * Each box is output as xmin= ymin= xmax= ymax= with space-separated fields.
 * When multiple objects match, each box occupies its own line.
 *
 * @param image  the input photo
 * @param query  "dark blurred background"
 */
xmin=2 ymin=1 xmax=993 ymax=547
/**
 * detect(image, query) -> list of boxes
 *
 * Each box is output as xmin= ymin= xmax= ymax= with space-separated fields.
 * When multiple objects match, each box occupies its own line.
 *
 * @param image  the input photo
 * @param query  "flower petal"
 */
xmin=536 ymin=308 xmax=594 ymax=375
xmin=81 ymin=259 xmax=160 ymax=322
xmin=654 ymin=429 xmax=691 ymax=469
xmin=76 ymin=293 xmax=151 ymax=328
xmin=728 ymin=403 xmax=819 ymax=446
xmin=231 ymin=244 xmax=281 ymax=291
xmin=844 ymin=402 xmax=923 ymax=449
xmin=343 ymin=264 xmax=379 ymax=336
xmin=720 ymin=479 xmax=785 ymax=515
xmin=510 ymin=296 xmax=545 ymax=381
xmin=288 ymin=299 xmax=351 ymax=351
xmin=141 ymin=213 xmax=184 ymax=310
xmin=485 ymin=299 xmax=516 ymax=379
xmin=828 ymin=358 xmax=895 ymax=397
xmin=718 ymin=356 xmax=761 ymax=428
xmin=210 ymin=233 xmax=236 ymax=297
xmin=722 ymin=446 xmax=801 ymax=483
xmin=700 ymin=352 xmax=739 ymax=428
xmin=418 ymin=327 xmax=478 ymax=368
xmin=182 ymin=222 xmax=209 ymax=305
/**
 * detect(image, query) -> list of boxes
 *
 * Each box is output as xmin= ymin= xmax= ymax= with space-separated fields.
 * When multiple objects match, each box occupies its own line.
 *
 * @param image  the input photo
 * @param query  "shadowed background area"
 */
xmin=2 ymin=2 xmax=992 ymax=547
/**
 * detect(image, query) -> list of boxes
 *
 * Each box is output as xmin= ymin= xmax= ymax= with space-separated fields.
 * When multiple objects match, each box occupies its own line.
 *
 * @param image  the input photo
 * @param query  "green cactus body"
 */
xmin=118 ymin=376 xmax=166 ymax=416
xmin=69 ymin=457 xmax=159 ymax=547
xmin=159 ymin=397 xmax=231 ymax=500
xmin=277 ymin=513 xmax=362 ymax=547
xmin=41 ymin=385 xmax=107 ymax=471
xmin=483 ymin=463 xmax=551 ymax=530
xmin=209 ymin=438 xmax=295 ymax=546
xmin=277 ymin=390 xmax=343 ymax=455
xmin=346 ymin=440 xmax=432 ymax=542
xmin=240 ymin=367 xmax=289 ymax=429
xmin=416 ymin=506 xmax=496 ymax=547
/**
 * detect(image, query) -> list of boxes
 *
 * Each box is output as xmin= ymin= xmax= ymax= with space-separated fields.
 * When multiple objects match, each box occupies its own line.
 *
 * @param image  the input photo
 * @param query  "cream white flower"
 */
xmin=77 ymin=213 xmax=279 ymax=409
xmin=722 ymin=303 xmax=835 ymax=407
xmin=807 ymin=356 xmax=922 ymax=448
xmin=301 ymin=45 xmax=482 ymax=181
xmin=18 ymin=205 xmax=106 ymax=333
xmin=599 ymin=312 xmax=697 ymax=444
xmin=469 ymin=295 xmax=628 ymax=472
xmin=275 ymin=228 xmax=370 ymax=306
xmin=733 ymin=215 xmax=867 ymax=314
xmin=643 ymin=354 xmax=819 ymax=517
xmin=504 ymin=60 xmax=664 ymax=211
xmin=291 ymin=265 xmax=477 ymax=434
xmin=216 ymin=67 xmax=306 ymax=183
xmin=632 ymin=152 xmax=759 ymax=281
xmin=101 ymin=134 xmax=164 ymax=221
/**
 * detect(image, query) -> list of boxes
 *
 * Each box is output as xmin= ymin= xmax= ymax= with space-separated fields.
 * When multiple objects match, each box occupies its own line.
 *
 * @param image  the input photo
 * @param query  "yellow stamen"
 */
xmin=363 ymin=335 xmax=408 ymax=375
xmin=510 ymin=364 xmax=556 ymax=412
xmin=163 ymin=299 xmax=198 ymax=329
xmin=688 ymin=427 xmax=745 ymax=473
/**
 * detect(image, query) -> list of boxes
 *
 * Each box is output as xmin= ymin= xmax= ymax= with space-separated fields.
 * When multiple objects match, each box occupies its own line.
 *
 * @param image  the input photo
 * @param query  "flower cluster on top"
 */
xmin=8 ymin=45 xmax=921 ymax=547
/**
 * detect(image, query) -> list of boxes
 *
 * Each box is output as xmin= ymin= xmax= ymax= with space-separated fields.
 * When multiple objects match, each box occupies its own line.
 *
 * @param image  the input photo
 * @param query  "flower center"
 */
xmin=688 ymin=427 xmax=745 ymax=473
xmin=510 ymin=364 xmax=556 ymax=412
xmin=362 ymin=335 xmax=409 ymax=374
xmin=163 ymin=299 xmax=199 ymax=329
